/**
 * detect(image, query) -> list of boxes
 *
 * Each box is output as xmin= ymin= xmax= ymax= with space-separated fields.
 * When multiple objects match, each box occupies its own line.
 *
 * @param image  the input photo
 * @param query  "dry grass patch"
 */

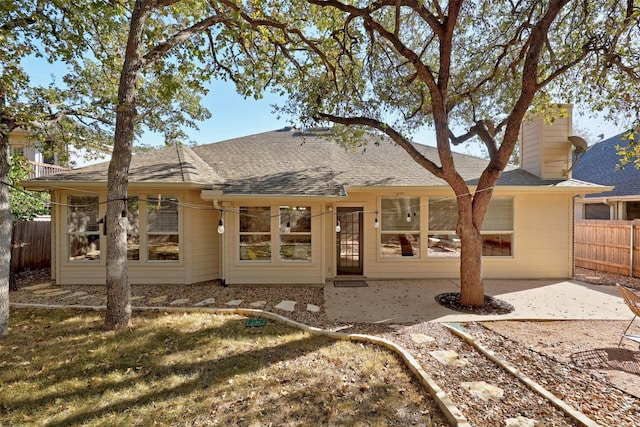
xmin=0 ymin=308 xmax=448 ymax=426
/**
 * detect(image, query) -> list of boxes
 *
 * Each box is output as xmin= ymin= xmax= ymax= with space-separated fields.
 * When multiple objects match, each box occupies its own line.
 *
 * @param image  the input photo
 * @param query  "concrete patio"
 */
xmin=325 ymin=279 xmax=633 ymax=323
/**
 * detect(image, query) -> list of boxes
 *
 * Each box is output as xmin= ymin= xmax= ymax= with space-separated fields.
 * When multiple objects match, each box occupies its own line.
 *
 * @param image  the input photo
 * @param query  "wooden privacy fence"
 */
xmin=574 ymin=219 xmax=640 ymax=277
xmin=11 ymin=220 xmax=51 ymax=272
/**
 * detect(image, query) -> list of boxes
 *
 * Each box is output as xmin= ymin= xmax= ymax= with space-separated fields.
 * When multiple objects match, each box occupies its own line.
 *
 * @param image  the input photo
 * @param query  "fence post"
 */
xmin=632 ymin=222 xmax=635 ymax=277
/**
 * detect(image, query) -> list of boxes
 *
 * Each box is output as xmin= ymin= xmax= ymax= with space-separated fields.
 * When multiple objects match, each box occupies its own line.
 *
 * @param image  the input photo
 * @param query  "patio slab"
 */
xmin=324 ymin=279 xmax=632 ymax=323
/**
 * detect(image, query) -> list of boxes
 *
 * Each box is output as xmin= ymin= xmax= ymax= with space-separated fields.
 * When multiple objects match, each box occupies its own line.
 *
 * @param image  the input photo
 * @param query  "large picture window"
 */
xmin=240 ymin=206 xmax=271 ymax=261
xmin=380 ymin=197 xmax=420 ymax=257
xmin=428 ymin=196 xmax=513 ymax=257
xmin=279 ymin=206 xmax=311 ymax=261
xmin=67 ymin=194 xmax=100 ymax=261
xmin=147 ymin=194 xmax=179 ymax=261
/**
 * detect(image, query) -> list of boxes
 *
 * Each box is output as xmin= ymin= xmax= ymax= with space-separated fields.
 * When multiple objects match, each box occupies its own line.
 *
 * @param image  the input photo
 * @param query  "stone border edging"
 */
xmin=10 ymin=302 xmax=470 ymax=427
xmin=443 ymin=322 xmax=602 ymax=427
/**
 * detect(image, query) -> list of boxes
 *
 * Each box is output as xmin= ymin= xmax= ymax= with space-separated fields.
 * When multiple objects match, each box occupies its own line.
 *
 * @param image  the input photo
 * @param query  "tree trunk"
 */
xmin=458 ymin=223 xmax=484 ymax=307
xmin=0 ymin=130 xmax=11 ymax=336
xmin=103 ymin=0 xmax=151 ymax=330
xmin=455 ymin=191 xmax=487 ymax=308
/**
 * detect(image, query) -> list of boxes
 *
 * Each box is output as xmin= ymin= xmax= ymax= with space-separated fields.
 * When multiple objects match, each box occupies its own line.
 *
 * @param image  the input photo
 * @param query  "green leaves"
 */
xmin=8 ymin=155 xmax=49 ymax=221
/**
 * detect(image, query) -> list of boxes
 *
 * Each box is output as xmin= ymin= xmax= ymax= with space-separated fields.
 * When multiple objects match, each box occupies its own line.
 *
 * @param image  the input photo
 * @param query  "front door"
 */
xmin=336 ymin=207 xmax=363 ymax=275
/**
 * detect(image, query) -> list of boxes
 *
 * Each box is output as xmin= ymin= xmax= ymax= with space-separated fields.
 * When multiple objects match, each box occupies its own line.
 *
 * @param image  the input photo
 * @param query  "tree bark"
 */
xmin=451 ymin=189 xmax=485 ymax=307
xmin=103 ymin=0 xmax=152 ymax=330
xmin=457 ymin=216 xmax=485 ymax=307
xmin=0 ymin=130 xmax=11 ymax=336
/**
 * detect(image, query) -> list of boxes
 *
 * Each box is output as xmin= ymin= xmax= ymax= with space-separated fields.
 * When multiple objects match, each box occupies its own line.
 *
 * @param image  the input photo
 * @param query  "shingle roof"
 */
xmin=572 ymin=133 xmax=640 ymax=198
xmin=192 ymin=129 xmax=591 ymax=194
xmin=28 ymin=144 xmax=219 ymax=185
xmin=27 ymin=128 xmax=603 ymax=195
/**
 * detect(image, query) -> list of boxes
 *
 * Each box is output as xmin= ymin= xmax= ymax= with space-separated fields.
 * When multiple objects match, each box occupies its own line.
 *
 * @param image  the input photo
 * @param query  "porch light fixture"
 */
xmin=285 ymin=215 xmax=291 ymax=233
xmin=217 ymin=211 xmax=225 ymax=234
xmin=406 ymin=212 xmax=412 ymax=222
xmin=336 ymin=220 xmax=341 ymax=233
xmin=374 ymin=214 xmax=379 ymax=228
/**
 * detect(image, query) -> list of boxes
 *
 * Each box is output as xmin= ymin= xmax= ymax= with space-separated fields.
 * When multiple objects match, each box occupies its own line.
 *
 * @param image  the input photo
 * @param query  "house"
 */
xmin=572 ymin=133 xmax=640 ymax=220
xmin=24 ymin=106 xmax=609 ymax=286
xmin=9 ymin=128 xmax=67 ymax=178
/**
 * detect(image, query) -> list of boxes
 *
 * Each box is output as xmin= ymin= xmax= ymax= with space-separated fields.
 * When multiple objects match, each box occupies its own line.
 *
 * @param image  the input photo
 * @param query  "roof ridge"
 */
xmin=175 ymin=144 xmax=220 ymax=184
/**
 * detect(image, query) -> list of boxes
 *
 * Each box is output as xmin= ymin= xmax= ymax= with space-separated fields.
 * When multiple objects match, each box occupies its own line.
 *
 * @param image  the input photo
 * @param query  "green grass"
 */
xmin=0 ymin=308 xmax=446 ymax=426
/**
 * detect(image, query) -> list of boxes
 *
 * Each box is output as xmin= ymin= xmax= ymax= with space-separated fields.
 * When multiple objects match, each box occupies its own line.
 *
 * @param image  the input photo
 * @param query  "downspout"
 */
xmin=571 ymin=195 xmax=575 ymax=279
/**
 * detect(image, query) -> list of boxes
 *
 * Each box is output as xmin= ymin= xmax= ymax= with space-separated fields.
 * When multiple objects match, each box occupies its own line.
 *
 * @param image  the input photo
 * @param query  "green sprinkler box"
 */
xmin=245 ymin=318 xmax=266 ymax=328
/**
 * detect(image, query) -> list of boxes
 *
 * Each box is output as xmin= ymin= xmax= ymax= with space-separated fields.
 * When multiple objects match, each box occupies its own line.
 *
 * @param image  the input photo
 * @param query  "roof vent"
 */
xmin=295 ymin=127 xmax=333 ymax=137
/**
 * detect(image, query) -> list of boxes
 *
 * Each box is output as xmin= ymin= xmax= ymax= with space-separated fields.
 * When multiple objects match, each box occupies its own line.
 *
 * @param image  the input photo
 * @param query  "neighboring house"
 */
xmin=25 ymin=105 xmax=608 ymax=286
xmin=9 ymin=128 xmax=67 ymax=178
xmin=573 ymin=133 xmax=640 ymax=220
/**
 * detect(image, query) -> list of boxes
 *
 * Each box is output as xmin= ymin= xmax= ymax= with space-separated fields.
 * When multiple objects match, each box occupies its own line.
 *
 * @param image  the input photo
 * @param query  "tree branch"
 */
xmin=315 ymin=112 xmax=445 ymax=179
xmin=142 ymin=14 xmax=227 ymax=67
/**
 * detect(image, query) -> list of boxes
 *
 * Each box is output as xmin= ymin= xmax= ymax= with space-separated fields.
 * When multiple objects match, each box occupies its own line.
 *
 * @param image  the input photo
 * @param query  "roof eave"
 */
xmin=23 ymin=180 xmax=212 ymax=191
xmin=201 ymin=189 xmax=347 ymax=201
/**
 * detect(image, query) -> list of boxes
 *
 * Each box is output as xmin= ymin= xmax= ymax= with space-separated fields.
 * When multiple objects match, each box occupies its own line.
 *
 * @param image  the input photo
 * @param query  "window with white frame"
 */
xmin=240 ymin=206 xmax=271 ymax=261
xmin=67 ymin=194 xmax=100 ymax=261
xmin=428 ymin=196 xmax=513 ymax=257
xmin=279 ymin=206 xmax=311 ymax=261
xmin=146 ymin=194 xmax=179 ymax=261
xmin=380 ymin=197 xmax=420 ymax=257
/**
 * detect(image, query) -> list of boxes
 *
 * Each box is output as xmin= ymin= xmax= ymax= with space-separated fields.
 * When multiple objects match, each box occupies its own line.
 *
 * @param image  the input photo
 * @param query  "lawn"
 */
xmin=0 ymin=308 xmax=446 ymax=426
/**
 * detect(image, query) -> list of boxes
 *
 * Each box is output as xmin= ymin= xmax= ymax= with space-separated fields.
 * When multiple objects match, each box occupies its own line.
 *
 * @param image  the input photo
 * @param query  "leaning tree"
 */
xmin=220 ymin=0 xmax=640 ymax=307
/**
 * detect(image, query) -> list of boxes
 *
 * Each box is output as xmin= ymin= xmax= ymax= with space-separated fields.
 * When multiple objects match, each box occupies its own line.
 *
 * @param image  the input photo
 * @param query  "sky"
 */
xmin=164 ymin=80 xmax=625 ymax=146
xmin=24 ymin=55 xmax=625 ymax=165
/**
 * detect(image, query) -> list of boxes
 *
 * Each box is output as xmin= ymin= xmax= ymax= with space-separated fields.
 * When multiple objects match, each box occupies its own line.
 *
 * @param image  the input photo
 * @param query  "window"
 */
xmin=428 ymin=196 xmax=513 ymax=257
xmin=67 ymin=194 xmax=100 ymax=261
xmin=626 ymin=201 xmax=640 ymax=220
xmin=240 ymin=206 xmax=271 ymax=261
xmin=584 ymin=203 xmax=610 ymax=220
xmin=380 ymin=197 xmax=420 ymax=257
xmin=126 ymin=197 xmax=140 ymax=261
xmin=9 ymin=147 xmax=24 ymax=158
xmin=280 ymin=206 xmax=311 ymax=261
xmin=147 ymin=194 xmax=179 ymax=261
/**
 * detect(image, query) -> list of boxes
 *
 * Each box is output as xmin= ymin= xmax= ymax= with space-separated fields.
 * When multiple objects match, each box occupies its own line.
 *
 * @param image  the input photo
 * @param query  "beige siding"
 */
xmin=332 ymin=190 xmax=574 ymax=281
xmin=520 ymin=106 xmax=573 ymax=179
xmin=223 ymin=200 xmax=324 ymax=285
xmin=54 ymin=188 xmax=219 ymax=285
xmin=483 ymin=192 xmax=573 ymax=279
xmin=520 ymin=118 xmax=543 ymax=177
xmin=52 ymin=187 xmax=576 ymax=286
xmin=185 ymin=191 xmax=220 ymax=283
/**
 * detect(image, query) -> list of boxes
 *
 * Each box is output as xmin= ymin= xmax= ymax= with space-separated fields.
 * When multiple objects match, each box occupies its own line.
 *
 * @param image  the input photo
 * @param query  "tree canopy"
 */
xmin=216 ymin=0 xmax=640 ymax=305
xmin=0 ymin=0 xmax=269 ymax=334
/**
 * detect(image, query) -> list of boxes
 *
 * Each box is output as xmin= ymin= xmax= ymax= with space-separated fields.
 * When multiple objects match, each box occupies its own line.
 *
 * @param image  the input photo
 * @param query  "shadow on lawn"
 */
xmin=4 ymin=309 xmax=334 ymax=426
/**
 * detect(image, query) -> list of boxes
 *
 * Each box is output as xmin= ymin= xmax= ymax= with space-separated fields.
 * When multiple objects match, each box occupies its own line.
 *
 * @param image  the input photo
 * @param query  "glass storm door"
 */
xmin=336 ymin=207 xmax=363 ymax=275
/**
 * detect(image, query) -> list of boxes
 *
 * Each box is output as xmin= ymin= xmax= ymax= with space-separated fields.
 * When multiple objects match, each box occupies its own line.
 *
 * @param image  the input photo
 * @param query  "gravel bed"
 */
xmin=464 ymin=322 xmax=640 ymax=426
xmin=574 ymin=267 xmax=640 ymax=290
xmin=370 ymin=323 xmax=584 ymax=426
